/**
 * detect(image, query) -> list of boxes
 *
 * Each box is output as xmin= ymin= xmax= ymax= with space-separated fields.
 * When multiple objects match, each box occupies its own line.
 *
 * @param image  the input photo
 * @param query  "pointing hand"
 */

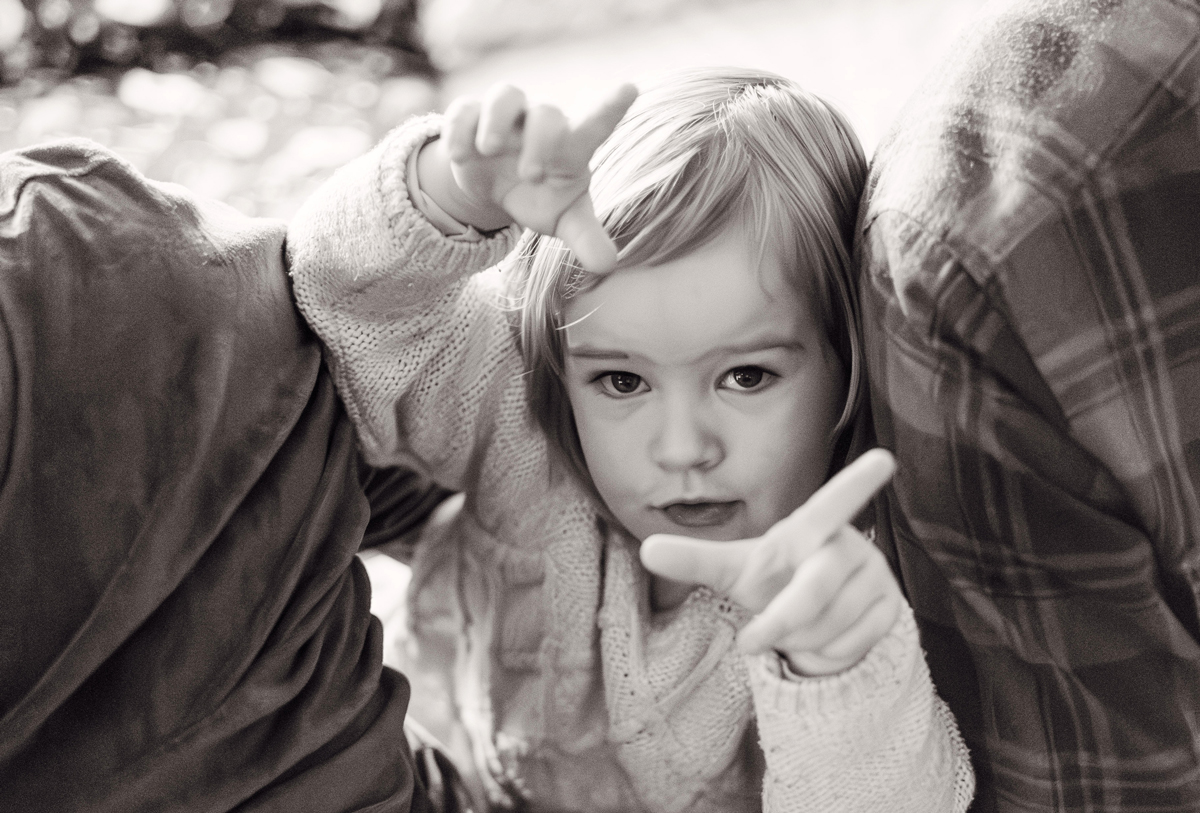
xmin=438 ymin=82 xmax=638 ymax=273
xmin=640 ymin=448 xmax=902 ymax=676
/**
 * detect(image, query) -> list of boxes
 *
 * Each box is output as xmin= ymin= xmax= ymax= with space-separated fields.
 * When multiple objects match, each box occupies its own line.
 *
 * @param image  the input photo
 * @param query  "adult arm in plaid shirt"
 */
xmin=858 ymin=0 xmax=1200 ymax=810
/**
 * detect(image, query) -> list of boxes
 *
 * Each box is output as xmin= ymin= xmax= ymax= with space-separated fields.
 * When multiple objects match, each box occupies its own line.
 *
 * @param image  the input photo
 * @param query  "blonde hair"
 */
xmin=509 ymin=67 xmax=868 ymax=491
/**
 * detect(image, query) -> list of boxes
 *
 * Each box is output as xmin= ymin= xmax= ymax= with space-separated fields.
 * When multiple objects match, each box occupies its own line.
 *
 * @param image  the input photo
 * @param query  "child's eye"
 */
xmin=596 ymin=372 xmax=647 ymax=396
xmin=720 ymin=366 xmax=774 ymax=392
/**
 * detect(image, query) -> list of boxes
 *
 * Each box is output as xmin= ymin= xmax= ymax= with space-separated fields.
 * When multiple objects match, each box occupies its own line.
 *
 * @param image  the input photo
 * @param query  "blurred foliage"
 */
xmin=1 ymin=0 xmax=431 ymax=82
xmin=0 ymin=0 xmax=440 ymax=217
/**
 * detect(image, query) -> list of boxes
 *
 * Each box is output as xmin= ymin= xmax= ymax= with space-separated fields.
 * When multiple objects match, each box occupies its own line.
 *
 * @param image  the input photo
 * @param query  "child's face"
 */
xmin=562 ymin=224 xmax=845 ymax=544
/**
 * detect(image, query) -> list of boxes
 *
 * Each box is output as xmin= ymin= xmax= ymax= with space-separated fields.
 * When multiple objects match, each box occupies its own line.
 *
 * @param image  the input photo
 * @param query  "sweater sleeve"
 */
xmin=286 ymin=115 xmax=544 ymax=507
xmin=748 ymin=601 xmax=975 ymax=813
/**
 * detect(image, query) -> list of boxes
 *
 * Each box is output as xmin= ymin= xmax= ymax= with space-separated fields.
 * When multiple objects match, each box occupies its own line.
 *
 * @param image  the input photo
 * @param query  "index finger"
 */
xmin=767 ymin=448 xmax=895 ymax=565
xmin=564 ymin=83 xmax=638 ymax=163
xmin=555 ymin=192 xmax=618 ymax=273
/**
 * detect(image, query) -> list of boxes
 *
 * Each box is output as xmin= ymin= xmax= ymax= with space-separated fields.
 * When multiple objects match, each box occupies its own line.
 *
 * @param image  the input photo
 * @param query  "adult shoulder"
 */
xmin=858 ymin=0 xmax=1200 ymax=322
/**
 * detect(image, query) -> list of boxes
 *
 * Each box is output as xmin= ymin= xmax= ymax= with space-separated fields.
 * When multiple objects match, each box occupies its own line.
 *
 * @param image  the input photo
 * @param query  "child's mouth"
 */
xmin=660 ymin=501 xmax=740 ymax=528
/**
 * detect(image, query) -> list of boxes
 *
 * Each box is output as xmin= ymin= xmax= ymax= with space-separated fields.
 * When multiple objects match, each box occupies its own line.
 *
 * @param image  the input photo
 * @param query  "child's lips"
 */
xmin=659 ymin=501 xmax=741 ymax=528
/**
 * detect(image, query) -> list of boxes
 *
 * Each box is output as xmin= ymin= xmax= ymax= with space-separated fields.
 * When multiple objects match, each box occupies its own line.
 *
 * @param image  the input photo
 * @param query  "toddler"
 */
xmin=288 ymin=67 xmax=974 ymax=812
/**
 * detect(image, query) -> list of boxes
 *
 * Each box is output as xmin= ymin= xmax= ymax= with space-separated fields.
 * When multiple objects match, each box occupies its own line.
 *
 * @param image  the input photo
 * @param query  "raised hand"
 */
xmin=429 ymin=82 xmax=638 ymax=273
xmin=639 ymin=448 xmax=902 ymax=676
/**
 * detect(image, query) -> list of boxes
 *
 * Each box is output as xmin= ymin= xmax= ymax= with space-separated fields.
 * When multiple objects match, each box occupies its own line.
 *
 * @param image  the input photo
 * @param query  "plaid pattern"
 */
xmin=858 ymin=0 xmax=1200 ymax=810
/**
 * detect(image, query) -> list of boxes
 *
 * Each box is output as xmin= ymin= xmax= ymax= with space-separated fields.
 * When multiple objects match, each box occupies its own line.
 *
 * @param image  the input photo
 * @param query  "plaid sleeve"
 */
xmin=859 ymin=1 xmax=1200 ymax=810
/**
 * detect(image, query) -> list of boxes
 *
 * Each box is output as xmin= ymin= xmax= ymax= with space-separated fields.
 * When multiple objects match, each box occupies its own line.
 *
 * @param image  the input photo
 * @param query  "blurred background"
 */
xmin=0 ymin=0 xmax=987 ymax=220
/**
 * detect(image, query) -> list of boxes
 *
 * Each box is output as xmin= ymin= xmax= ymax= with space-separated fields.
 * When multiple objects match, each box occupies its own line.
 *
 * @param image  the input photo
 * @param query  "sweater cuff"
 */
xmin=405 ymin=135 xmax=487 ymax=242
xmin=747 ymin=601 xmax=920 ymax=719
xmin=376 ymin=114 xmax=522 ymax=278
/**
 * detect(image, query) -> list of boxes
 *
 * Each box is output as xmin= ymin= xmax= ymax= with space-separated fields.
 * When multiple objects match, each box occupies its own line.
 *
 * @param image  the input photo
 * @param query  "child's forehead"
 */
xmin=563 ymin=229 xmax=820 ymax=356
xmin=605 ymin=225 xmax=803 ymax=303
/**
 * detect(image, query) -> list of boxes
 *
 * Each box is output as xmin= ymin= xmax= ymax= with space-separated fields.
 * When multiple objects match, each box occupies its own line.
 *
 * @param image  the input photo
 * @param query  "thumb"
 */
xmin=556 ymin=192 xmax=618 ymax=273
xmin=640 ymin=534 xmax=755 ymax=596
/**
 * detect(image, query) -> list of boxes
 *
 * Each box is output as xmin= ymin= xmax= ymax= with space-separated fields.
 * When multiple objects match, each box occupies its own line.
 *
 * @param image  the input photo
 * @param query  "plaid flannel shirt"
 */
xmin=858 ymin=0 xmax=1200 ymax=810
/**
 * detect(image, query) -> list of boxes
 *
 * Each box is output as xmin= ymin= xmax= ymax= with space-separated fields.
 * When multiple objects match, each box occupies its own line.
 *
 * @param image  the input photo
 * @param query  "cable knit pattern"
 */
xmin=748 ymin=606 xmax=975 ymax=812
xmin=287 ymin=114 xmax=975 ymax=813
xmin=600 ymin=535 xmax=759 ymax=813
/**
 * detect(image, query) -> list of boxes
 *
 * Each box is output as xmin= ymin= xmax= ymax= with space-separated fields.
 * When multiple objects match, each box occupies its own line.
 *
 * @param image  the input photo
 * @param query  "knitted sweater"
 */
xmin=287 ymin=115 xmax=975 ymax=813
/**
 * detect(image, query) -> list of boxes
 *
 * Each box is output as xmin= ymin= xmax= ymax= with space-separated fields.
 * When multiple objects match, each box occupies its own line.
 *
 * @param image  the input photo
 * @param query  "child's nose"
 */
xmin=650 ymin=398 xmax=723 ymax=473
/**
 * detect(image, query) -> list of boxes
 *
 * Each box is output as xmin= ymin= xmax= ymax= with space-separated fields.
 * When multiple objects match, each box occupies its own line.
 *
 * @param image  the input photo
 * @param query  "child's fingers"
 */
xmin=555 ymin=193 xmax=618 ymax=273
xmin=736 ymin=528 xmax=869 ymax=654
xmin=724 ymin=449 xmax=893 ymax=615
xmin=640 ymin=535 xmax=757 ymax=598
xmin=782 ymin=590 xmax=902 ymax=676
xmin=443 ymin=96 xmax=483 ymax=163
xmin=760 ymin=535 xmax=893 ymax=655
xmin=568 ymin=83 xmax=639 ymax=159
xmin=723 ymin=536 xmax=795 ymax=612
xmin=476 ymin=84 xmax=528 ymax=156
xmin=811 ymin=590 xmax=902 ymax=665
xmin=518 ymin=103 xmax=568 ymax=183
xmin=769 ymin=448 xmax=895 ymax=569
xmin=777 ymin=648 xmax=860 ymax=677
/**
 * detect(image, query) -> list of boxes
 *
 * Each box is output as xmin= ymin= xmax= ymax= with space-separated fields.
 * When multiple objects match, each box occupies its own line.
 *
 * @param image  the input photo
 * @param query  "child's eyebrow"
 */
xmin=567 ymin=347 xmax=630 ymax=360
xmin=718 ymin=337 xmax=806 ymax=356
xmin=567 ymin=338 xmax=805 ymax=361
